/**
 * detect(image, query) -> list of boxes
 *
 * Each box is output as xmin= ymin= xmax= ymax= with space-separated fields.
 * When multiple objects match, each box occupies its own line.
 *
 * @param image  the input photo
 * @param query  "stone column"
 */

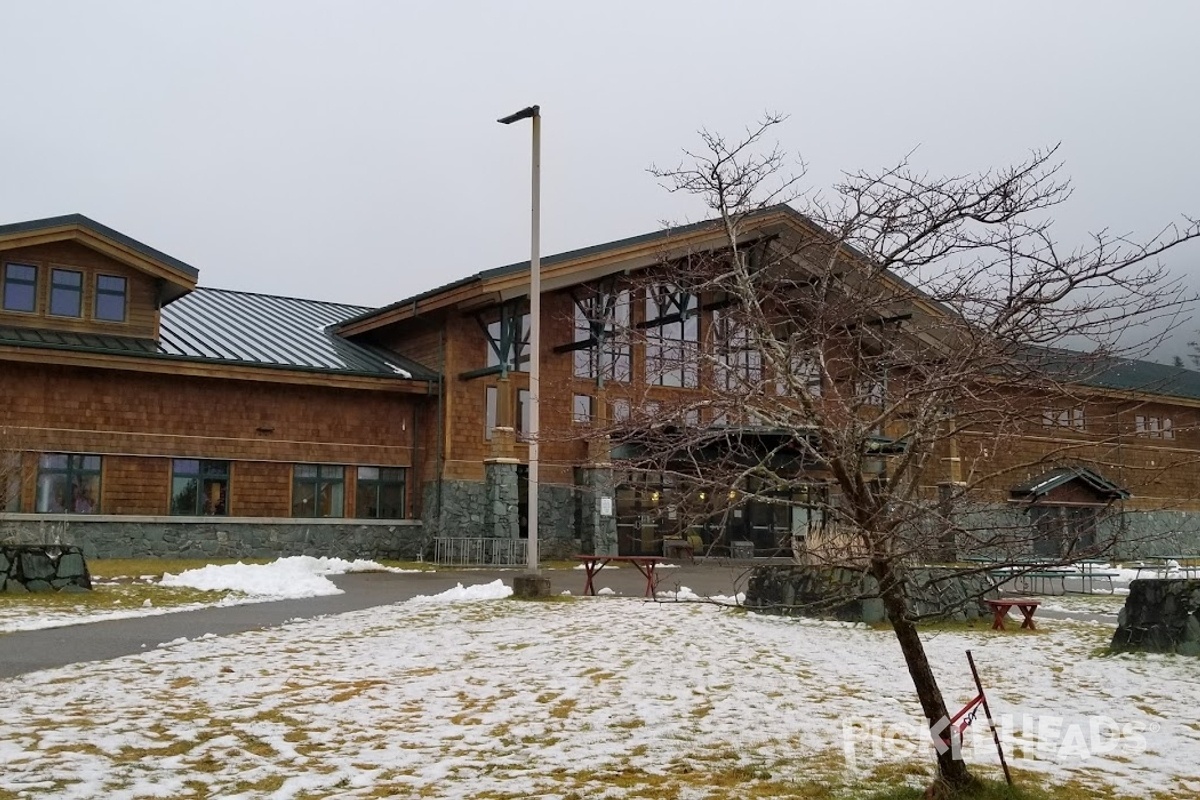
xmin=484 ymin=427 xmax=520 ymax=539
xmin=577 ymin=435 xmax=618 ymax=556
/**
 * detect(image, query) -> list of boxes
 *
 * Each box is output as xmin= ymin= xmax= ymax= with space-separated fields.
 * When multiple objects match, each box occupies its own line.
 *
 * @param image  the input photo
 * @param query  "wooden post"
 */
xmin=966 ymin=649 xmax=1013 ymax=786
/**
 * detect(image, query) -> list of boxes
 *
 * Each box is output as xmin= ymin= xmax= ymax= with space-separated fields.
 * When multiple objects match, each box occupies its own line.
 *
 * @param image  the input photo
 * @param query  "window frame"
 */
xmin=572 ymin=394 xmax=594 ymax=424
xmin=291 ymin=464 xmax=346 ymax=518
xmin=94 ymin=274 xmax=128 ymax=323
xmin=170 ymin=459 xmax=231 ymax=516
xmin=48 ymin=267 xmax=84 ymax=318
xmin=35 ymin=453 xmax=101 ymax=514
xmin=2 ymin=262 xmax=38 ymax=313
xmin=572 ymin=285 xmax=631 ymax=383
xmin=644 ymin=283 xmax=699 ymax=388
xmin=712 ymin=308 xmax=762 ymax=392
xmin=355 ymin=466 xmax=408 ymax=519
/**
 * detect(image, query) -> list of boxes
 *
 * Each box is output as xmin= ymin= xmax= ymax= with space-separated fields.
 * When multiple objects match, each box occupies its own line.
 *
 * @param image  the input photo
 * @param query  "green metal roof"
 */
xmin=0 ymin=214 xmax=200 ymax=280
xmin=338 ymin=204 xmax=805 ymax=329
xmin=1081 ymin=357 xmax=1200 ymax=401
xmin=0 ymin=287 xmax=437 ymax=382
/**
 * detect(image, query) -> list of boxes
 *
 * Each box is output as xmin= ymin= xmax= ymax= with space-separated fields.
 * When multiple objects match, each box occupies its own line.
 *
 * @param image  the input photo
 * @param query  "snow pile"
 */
xmin=160 ymin=555 xmax=400 ymax=599
xmin=657 ymin=585 xmax=745 ymax=605
xmin=409 ymin=579 xmax=512 ymax=603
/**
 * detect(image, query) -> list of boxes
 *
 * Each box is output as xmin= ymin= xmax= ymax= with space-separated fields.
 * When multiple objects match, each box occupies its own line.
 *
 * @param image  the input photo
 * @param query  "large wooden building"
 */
xmin=2 ymin=210 xmax=1199 ymax=560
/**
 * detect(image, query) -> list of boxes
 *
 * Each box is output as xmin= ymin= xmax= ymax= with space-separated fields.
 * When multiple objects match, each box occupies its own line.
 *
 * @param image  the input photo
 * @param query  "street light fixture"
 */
xmin=498 ymin=104 xmax=541 ymax=574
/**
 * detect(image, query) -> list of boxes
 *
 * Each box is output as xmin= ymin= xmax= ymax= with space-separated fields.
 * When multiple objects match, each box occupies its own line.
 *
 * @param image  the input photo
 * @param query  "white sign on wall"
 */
xmin=599 ymin=497 xmax=613 ymax=517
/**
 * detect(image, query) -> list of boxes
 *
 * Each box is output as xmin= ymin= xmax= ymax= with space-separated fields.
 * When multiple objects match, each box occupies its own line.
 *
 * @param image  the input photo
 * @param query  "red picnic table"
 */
xmin=984 ymin=597 xmax=1041 ymax=631
xmin=574 ymin=555 xmax=666 ymax=598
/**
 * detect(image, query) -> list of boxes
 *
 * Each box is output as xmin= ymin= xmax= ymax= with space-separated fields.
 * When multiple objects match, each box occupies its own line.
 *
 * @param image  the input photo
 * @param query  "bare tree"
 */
xmin=596 ymin=114 xmax=1200 ymax=794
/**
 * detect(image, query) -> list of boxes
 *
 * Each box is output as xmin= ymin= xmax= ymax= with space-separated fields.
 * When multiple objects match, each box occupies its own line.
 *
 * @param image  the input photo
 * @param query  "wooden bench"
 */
xmin=985 ymin=597 xmax=1041 ymax=631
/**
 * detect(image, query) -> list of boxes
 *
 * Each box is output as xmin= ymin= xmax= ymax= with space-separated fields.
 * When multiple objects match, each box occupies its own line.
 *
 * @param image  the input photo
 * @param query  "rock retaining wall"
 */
xmin=745 ymin=564 xmax=995 ymax=623
xmin=0 ymin=517 xmax=424 ymax=561
xmin=1111 ymin=579 xmax=1200 ymax=655
xmin=2 ymin=544 xmax=91 ymax=593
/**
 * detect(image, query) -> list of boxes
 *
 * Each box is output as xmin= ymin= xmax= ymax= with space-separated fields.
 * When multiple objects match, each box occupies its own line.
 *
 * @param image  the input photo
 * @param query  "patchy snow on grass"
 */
xmin=0 ymin=591 xmax=1195 ymax=799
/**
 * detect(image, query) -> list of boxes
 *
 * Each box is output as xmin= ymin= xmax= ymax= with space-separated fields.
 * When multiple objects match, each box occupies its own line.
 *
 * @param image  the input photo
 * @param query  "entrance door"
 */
xmin=615 ymin=480 xmax=660 ymax=555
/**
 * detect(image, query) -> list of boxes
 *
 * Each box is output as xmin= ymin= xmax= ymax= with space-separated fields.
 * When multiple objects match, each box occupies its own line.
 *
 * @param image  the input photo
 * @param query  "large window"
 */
xmin=776 ymin=349 xmax=823 ymax=398
xmin=49 ymin=268 xmax=83 ymax=317
xmin=645 ymin=283 xmax=699 ymax=387
xmin=485 ymin=309 xmax=531 ymax=373
xmin=573 ymin=286 xmax=631 ymax=382
xmin=292 ymin=464 xmax=345 ymax=517
xmin=94 ymin=275 xmax=128 ymax=322
xmin=36 ymin=454 xmax=101 ymax=513
xmin=2 ymin=263 xmax=37 ymax=312
xmin=517 ymin=388 xmax=530 ymax=440
xmin=1043 ymin=407 xmax=1084 ymax=430
xmin=1135 ymin=415 xmax=1174 ymax=439
xmin=171 ymin=459 xmax=230 ymax=516
xmin=712 ymin=309 xmax=762 ymax=391
xmin=355 ymin=467 xmax=407 ymax=519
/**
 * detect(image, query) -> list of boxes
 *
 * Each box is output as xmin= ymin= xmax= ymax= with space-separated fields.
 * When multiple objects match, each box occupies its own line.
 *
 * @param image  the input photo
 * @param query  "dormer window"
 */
xmin=2 ymin=263 xmax=37 ymax=312
xmin=49 ymin=268 xmax=83 ymax=317
xmin=95 ymin=275 xmax=127 ymax=322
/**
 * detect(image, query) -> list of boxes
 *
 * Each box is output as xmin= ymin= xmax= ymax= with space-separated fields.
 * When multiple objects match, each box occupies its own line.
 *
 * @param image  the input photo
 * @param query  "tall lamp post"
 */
xmin=498 ymin=104 xmax=541 ymax=575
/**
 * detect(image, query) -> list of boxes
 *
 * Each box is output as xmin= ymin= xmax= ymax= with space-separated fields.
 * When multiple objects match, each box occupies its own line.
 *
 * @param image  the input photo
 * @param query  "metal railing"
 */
xmin=433 ymin=537 xmax=530 ymax=566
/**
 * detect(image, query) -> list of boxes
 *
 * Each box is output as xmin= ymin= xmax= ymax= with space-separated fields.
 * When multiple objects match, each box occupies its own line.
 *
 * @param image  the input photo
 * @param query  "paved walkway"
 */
xmin=0 ymin=563 xmax=753 ymax=679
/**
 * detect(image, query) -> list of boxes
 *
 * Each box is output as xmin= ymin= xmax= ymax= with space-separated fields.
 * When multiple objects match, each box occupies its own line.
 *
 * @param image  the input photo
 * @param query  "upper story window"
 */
xmin=484 ymin=304 xmax=530 ymax=374
xmin=776 ymin=349 xmax=823 ymax=398
xmin=171 ymin=459 xmax=230 ymax=516
xmin=49 ymin=268 xmax=83 ymax=318
xmin=645 ymin=283 xmax=699 ymax=388
xmin=1043 ymin=407 xmax=1085 ymax=430
xmin=712 ymin=309 xmax=762 ymax=391
xmin=36 ymin=453 xmax=101 ymax=514
xmin=1135 ymin=415 xmax=1174 ymax=439
xmin=94 ymin=275 xmax=127 ymax=322
xmin=572 ymin=284 xmax=631 ymax=383
xmin=2 ymin=263 xmax=38 ymax=312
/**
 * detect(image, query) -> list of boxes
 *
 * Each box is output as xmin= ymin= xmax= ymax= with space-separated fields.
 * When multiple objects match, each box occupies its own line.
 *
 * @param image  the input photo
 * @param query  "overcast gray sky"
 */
xmin=3 ymin=1 xmax=1198 ymax=354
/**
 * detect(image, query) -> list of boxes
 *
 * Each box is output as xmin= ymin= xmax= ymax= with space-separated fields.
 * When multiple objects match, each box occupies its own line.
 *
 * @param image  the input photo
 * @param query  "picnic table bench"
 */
xmin=985 ymin=597 xmax=1041 ymax=631
xmin=987 ymin=561 xmax=1119 ymax=595
xmin=574 ymin=555 xmax=666 ymax=598
xmin=1130 ymin=556 xmax=1200 ymax=579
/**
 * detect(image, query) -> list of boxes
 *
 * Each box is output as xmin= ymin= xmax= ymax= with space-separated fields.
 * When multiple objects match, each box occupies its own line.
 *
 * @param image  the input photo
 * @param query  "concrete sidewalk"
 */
xmin=0 ymin=562 xmax=754 ymax=679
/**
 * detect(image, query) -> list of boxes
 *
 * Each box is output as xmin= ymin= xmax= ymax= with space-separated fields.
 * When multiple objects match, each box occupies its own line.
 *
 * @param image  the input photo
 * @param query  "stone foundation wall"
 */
xmin=1 ymin=544 xmax=91 ymax=593
xmin=1112 ymin=579 xmax=1200 ymax=655
xmin=421 ymin=478 xmax=579 ymax=559
xmin=0 ymin=517 xmax=424 ymax=561
xmin=745 ymin=564 xmax=995 ymax=624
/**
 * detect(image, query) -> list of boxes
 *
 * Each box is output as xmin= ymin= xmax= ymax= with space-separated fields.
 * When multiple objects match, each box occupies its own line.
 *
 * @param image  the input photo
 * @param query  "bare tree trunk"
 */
xmin=871 ymin=559 xmax=976 ymax=792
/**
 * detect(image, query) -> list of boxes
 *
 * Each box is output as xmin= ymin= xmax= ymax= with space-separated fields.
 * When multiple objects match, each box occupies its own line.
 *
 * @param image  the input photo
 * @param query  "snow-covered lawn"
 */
xmin=1 ymin=582 xmax=1196 ymax=799
xmin=0 ymin=557 xmax=419 ymax=634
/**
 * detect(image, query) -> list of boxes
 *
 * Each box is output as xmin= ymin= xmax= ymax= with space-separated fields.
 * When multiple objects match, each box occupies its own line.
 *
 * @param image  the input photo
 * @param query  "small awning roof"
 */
xmin=1010 ymin=466 xmax=1130 ymax=503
